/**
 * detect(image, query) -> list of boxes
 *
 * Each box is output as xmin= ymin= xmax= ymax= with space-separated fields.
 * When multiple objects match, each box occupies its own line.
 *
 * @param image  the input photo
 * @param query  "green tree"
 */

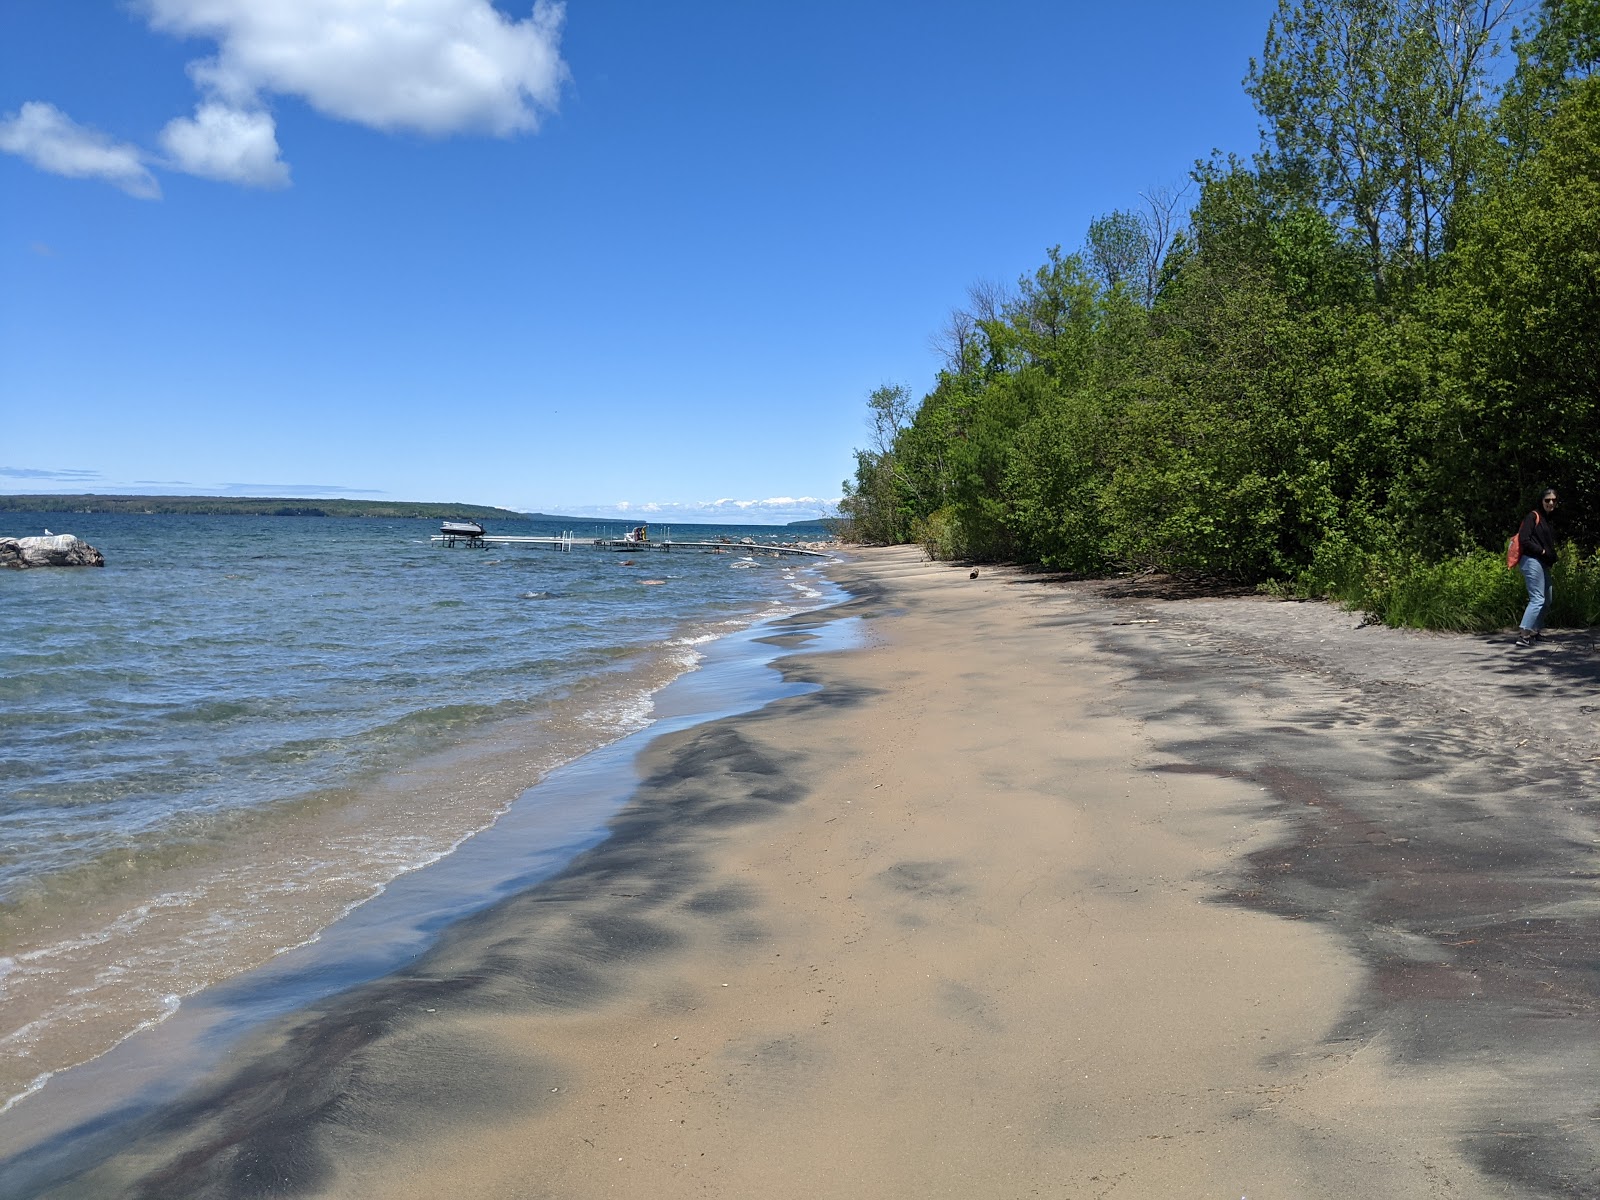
xmin=837 ymin=384 xmax=917 ymax=544
xmin=1434 ymin=73 xmax=1600 ymax=543
xmin=1247 ymin=0 xmax=1516 ymax=289
xmin=1085 ymin=211 xmax=1149 ymax=297
xmin=1500 ymin=0 xmax=1600 ymax=158
xmin=1002 ymin=247 xmax=1100 ymax=379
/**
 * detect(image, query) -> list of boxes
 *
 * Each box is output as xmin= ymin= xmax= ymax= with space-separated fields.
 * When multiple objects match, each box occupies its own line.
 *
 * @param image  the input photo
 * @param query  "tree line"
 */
xmin=0 ymin=496 xmax=531 ymax=520
xmin=838 ymin=0 xmax=1599 ymax=625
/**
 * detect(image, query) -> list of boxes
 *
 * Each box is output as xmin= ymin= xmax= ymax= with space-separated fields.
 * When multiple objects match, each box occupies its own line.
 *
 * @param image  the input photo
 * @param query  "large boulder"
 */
xmin=0 ymin=533 xmax=106 ymax=568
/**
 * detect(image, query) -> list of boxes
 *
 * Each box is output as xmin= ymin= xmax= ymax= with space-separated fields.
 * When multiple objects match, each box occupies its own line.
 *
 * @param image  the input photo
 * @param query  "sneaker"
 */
xmin=1515 ymin=635 xmax=1533 ymax=648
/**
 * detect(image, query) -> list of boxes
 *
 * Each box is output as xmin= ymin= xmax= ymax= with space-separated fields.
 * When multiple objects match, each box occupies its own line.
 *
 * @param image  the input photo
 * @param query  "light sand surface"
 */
xmin=331 ymin=551 xmax=1446 ymax=1200
xmin=41 ymin=546 xmax=1600 ymax=1198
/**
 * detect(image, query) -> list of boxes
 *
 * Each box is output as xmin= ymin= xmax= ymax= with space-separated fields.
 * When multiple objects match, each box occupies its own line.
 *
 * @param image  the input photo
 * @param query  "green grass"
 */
xmin=1293 ymin=541 xmax=1600 ymax=632
xmin=1378 ymin=550 xmax=1525 ymax=630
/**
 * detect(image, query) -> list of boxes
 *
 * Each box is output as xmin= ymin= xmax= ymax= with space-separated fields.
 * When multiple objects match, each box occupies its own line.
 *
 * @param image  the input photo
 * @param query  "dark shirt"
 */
xmin=1518 ymin=509 xmax=1556 ymax=566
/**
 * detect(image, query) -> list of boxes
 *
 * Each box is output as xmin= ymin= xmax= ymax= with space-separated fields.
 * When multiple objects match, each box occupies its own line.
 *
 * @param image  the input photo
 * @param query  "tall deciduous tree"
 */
xmin=1086 ymin=210 xmax=1149 ymax=297
xmin=1247 ymin=0 xmax=1517 ymax=289
xmin=1438 ymin=73 xmax=1600 ymax=543
xmin=1086 ymin=189 xmax=1191 ymax=307
xmin=838 ymin=384 xmax=917 ymax=544
xmin=866 ymin=383 xmax=914 ymax=456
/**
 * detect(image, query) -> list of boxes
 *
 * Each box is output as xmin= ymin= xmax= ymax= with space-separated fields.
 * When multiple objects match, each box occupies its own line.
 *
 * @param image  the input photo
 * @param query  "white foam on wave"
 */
xmin=11 ymin=887 xmax=209 ymax=969
xmin=0 ymin=1068 xmax=54 ymax=1116
xmin=0 ymin=848 xmax=482 ymax=1116
xmin=579 ymin=689 xmax=658 ymax=738
xmin=0 ymin=987 xmax=185 ymax=1116
xmin=669 ymin=631 xmax=722 ymax=648
xmin=6 ymin=810 xmax=541 ymax=1109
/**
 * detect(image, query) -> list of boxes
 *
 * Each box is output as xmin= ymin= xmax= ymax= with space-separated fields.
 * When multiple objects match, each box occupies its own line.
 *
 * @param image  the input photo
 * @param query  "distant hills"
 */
xmin=0 ymin=495 xmax=529 ymax=520
xmin=0 ymin=496 xmax=837 ymax=527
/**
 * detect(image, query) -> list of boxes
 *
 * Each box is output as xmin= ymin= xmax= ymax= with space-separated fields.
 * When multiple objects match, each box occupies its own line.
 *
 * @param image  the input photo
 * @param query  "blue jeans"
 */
xmin=1519 ymin=557 xmax=1553 ymax=632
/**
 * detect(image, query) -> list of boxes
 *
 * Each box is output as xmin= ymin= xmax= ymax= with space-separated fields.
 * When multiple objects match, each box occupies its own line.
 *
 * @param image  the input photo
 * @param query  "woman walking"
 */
xmin=1515 ymin=488 xmax=1559 ymax=648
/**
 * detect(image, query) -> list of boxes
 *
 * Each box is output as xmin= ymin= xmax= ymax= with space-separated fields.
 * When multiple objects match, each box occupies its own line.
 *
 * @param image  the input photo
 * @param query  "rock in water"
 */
xmin=0 ymin=534 xmax=107 ymax=569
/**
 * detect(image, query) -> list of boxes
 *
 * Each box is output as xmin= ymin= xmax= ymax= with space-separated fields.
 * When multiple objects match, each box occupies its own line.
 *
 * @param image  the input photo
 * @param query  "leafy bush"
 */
xmin=1295 ymin=530 xmax=1375 ymax=605
xmin=911 ymin=506 xmax=968 ymax=561
xmin=1548 ymin=545 xmax=1600 ymax=627
xmin=1002 ymin=399 xmax=1108 ymax=571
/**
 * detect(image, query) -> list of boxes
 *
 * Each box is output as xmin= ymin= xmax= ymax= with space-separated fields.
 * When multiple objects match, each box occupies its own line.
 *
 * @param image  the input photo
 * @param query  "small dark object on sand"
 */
xmin=969 ymin=569 xmax=979 ymax=580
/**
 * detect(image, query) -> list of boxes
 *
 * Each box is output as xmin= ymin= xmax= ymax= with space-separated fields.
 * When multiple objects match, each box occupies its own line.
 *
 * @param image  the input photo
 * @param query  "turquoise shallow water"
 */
xmin=0 ymin=607 xmax=860 ymax=1196
xmin=0 ymin=510 xmax=829 ymax=1110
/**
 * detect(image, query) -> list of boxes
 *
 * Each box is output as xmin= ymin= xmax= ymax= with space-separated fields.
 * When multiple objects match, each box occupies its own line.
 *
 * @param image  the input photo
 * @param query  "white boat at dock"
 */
xmin=437 ymin=519 xmax=487 ymax=546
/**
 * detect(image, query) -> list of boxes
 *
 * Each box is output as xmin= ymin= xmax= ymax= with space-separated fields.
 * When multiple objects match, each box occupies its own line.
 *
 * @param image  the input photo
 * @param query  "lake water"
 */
xmin=0 ymin=511 xmax=830 ymax=1115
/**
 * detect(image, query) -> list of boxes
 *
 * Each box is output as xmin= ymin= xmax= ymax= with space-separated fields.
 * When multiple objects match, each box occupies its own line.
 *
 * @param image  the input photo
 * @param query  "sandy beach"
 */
xmin=22 ymin=545 xmax=1600 ymax=1199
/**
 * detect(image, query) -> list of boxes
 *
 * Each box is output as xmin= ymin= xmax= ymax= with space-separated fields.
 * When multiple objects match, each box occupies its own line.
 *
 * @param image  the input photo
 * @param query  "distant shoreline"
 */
xmin=0 ymin=496 xmax=833 ymax=528
xmin=0 ymin=495 xmax=528 ymax=520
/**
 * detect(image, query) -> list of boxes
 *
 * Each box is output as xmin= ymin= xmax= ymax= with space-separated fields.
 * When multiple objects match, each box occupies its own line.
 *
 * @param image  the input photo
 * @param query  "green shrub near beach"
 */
xmin=912 ymin=506 xmax=967 ymax=562
xmin=1296 ymin=543 xmax=1600 ymax=632
xmin=1365 ymin=551 xmax=1525 ymax=632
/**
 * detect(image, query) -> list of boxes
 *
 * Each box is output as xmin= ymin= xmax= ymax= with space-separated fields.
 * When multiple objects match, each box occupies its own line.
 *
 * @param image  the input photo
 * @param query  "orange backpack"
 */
xmin=1507 ymin=510 xmax=1541 ymax=569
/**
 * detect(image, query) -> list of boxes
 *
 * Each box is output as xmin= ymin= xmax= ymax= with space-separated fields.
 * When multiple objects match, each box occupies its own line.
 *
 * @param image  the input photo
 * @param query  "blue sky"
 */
xmin=1 ymin=1 xmax=1274 ymax=523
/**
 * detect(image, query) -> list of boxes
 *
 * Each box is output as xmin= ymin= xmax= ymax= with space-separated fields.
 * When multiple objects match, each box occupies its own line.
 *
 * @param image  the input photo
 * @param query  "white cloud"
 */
xmin=140 ymin=0 xmax=569 ymax=135
xmin=217 ymin=481 xmax=385 ymax=496
xmin=5 ymin=2 xmax=568 ymax=197
xmin=1 ymin=466 xmax=104 ymax=481
xmin=160 ymin=102 xmax=289 ymax=187
xmin=0 ymin=102 xmax=160 ymax=198
xmin=705 ymin=497 xmax=832 ymax=512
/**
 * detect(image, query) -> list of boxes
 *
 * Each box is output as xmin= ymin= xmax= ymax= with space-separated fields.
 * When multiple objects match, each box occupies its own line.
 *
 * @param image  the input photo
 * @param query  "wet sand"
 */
xmin=19 ymin=546 xmax=1600 ymax=1198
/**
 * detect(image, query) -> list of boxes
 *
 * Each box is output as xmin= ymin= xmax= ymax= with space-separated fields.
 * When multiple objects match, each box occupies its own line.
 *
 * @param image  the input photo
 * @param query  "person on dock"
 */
xmin=1513 ymin=487 xmax=1559 ymax=648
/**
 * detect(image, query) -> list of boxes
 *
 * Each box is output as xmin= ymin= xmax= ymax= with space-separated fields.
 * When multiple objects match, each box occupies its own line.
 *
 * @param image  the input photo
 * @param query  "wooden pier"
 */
xmin=429 ymin=533 xmax=833 ymax=559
